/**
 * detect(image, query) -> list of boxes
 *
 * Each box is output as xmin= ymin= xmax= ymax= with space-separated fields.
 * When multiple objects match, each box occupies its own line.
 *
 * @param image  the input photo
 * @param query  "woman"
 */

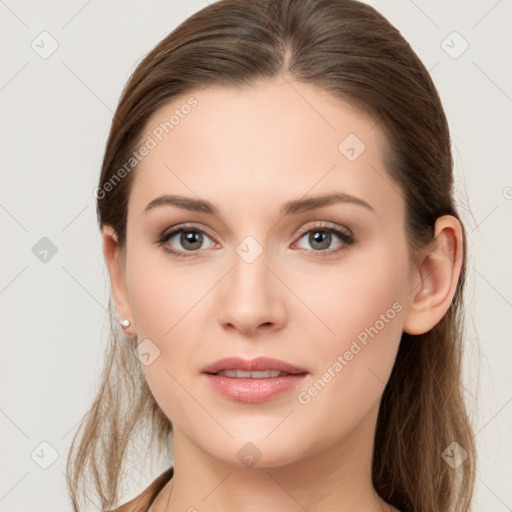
xmin=66 ymin=0 xmax=476 ymax=510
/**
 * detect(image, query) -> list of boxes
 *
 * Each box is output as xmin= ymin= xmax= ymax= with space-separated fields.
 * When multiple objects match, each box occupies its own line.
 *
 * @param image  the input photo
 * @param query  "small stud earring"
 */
xmin=120 ymin=319 xmax=130 ymax=328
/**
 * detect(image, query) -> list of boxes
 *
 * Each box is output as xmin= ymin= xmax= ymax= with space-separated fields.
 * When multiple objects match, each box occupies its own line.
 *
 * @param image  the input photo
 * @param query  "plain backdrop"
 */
xmin=0 ymin=0 xmax=511 ymax=510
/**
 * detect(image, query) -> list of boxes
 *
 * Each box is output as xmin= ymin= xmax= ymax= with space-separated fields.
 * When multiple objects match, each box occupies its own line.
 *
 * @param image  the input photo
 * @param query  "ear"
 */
xmin=102 ymin=225 xmax=136 ymax=337
xmin=402 ymin=215 xmax=464 ymax=335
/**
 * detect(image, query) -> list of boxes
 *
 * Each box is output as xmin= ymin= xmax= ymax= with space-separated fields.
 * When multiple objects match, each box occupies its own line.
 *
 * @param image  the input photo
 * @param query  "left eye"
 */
xmin=295 ymin=226 xmax=354 ymax=252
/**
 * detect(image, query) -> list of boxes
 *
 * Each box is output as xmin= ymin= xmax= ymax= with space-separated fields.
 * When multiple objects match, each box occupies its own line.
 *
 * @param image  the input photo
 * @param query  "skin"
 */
xmin=103 ymin=76 xmax=463 ymax=512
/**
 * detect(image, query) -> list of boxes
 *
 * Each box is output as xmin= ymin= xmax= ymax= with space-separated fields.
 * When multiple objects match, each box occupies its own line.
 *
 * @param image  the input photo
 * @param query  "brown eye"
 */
xmin=179 ymin=230 xmax=204 ymax=251
xmin=295 ymin=224 xmax=354 ymax=254
xmin=308 ymin=230 xmax=333 ymax=250
xmin=158 ymin=225 xmax=216 ymax=257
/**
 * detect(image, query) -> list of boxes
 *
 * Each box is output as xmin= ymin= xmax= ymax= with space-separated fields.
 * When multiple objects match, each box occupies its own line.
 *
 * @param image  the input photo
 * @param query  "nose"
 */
xmin=217 ymin=245 xmax=286 ymax=336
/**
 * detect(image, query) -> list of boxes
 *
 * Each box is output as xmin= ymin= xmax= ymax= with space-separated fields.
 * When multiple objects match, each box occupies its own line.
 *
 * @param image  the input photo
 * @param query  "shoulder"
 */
xmin=105 ymin=466 xmax=174 ymax=512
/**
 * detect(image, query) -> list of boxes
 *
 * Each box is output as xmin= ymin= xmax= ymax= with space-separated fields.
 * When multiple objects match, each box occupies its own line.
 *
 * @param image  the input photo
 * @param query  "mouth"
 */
xmin=202 ymin=356 xmax=307 ymax=375
xmin=210 ymin=369 xmax=298 ymax=378
xmin=202 ymin=357 xmax=308 ymax=403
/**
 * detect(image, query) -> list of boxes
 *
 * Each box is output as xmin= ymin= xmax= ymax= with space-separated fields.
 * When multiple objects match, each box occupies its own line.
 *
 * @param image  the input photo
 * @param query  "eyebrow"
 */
xmin=144 ymin=192 xmax=375 ymax=216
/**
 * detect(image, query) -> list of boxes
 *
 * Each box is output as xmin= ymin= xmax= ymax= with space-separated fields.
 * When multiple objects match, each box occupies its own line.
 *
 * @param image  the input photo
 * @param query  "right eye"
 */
xmin=157 ymin=224 xmax=218 ymax=257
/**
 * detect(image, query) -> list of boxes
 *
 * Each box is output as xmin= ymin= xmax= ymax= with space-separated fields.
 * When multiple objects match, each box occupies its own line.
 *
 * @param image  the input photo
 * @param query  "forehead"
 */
xmin=128 ymin=78 xmax=401 ymax=219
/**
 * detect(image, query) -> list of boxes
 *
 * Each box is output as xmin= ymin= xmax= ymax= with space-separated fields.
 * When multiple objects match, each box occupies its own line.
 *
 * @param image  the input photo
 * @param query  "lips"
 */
xmin=202 ymin=356 xmax=308 ymax=376
xmin=202 ymin=356 xmax=308 ymax=402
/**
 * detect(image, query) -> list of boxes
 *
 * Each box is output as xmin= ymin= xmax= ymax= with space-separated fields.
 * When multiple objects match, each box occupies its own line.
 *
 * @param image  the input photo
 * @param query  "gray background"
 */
xmin=1 ymin=0 xmax=511 ymax=510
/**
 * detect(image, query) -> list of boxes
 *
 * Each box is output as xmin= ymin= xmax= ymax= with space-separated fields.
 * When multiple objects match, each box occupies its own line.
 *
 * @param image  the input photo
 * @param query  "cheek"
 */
xmin=125 ymin=256 xmax=197 ymax=424
xmin=125 ymin=242 xmax=202 ymax=340
xmin=123 ymin=245 xmax=218 ymax=422
xmin=292 ymin=244 xmax=408 ymax=350
xmin=292 ymin=243 xmax=407 ymax=414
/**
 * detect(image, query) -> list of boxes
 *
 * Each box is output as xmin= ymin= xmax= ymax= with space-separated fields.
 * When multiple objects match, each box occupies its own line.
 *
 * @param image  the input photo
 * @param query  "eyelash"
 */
xmin=156 ymin=222 xmax=355 ymax=259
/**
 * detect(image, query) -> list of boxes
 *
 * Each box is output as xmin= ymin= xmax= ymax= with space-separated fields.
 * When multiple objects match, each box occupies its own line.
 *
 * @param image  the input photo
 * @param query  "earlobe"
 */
xmin=102 ymin=226 xmax=136 ymax=337
xmin=402 ymin=215 xmax=463 ymax=335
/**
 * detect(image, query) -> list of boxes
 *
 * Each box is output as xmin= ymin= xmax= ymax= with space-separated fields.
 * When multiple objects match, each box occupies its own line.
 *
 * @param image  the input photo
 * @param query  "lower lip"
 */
xmin=203 ymin=373 xmax=307 ymax=403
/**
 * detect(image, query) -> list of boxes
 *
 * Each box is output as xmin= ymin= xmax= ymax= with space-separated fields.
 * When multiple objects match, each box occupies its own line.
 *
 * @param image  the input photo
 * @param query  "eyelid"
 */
xmin=159 ymin=222 xmax=217 ymax=241
xmin=295 ymin=221 xmax=353 ymax=239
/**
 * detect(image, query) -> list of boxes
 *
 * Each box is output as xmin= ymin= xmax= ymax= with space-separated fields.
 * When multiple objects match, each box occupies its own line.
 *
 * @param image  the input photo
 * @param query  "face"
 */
xmin=115 ymin=77 xmax=416 ymax=467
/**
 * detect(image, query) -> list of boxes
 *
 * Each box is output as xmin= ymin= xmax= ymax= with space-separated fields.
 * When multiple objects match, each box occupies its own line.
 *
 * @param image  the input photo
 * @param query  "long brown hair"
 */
xmin=66 ymin=0 xmax=476 ymax=510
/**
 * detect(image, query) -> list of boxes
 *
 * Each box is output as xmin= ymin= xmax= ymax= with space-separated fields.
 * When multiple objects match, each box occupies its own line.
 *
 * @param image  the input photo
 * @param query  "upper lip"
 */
xmin=202 ymin=356 xmax=308 ymax=375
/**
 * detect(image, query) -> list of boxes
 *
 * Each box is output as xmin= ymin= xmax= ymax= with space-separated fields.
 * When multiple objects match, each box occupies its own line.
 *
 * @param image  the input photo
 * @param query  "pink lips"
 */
xmin=202 ymin=356 xmax=308 ymax=403
xmin=202 ymin=356 xmax=307 ymax=375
